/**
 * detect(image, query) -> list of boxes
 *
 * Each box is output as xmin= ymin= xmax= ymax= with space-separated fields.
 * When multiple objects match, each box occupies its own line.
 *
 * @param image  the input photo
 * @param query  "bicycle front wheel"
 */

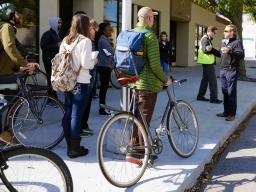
xmin=167 ymin=100 xmax=199 ymax=158
xmin=10 ymin=95 xmax=64 ymax=149
xmin=110 ymin=69 xmax=121 ymax=89
xmin=0 ymin=146 xmax=73 ymax=192
xmin=98 ymin=113 xmax=149 ymax=188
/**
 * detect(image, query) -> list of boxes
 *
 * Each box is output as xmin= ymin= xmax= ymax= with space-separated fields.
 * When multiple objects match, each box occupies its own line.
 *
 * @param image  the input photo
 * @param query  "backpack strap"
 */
xmin=63 ymin=35 xmax=85 ymax=53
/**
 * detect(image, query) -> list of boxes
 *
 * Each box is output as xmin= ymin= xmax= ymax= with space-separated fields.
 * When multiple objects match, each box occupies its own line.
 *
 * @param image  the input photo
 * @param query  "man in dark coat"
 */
xmin=216 ymin=24 xmax=244 ymax=121
xmin=40 ymin=16 xmax=62 ymax=98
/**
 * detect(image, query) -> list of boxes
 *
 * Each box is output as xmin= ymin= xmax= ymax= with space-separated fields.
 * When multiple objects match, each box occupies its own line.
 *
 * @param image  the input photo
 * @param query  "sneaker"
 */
xmin=0 ymin=131 xmax=18 ymax=145
xmin=225 ymin=116 xmax=235 ymax=121
xmin=80 ymin=128 xmax=94 ymax=137
xmin=210 ymin=99 xmax=222 ymax=104
xmin=197 ymin=96 xmax=209 ymax=101
xmin=80 ymin=132 xmax=92 ymax=138
xmin=99 ymin=110 xmax=111 ymax=116
xmin=93 ymin=94 xmax=99 ymax=99
xmin=216 ymin=112 xmax=228 ymax=117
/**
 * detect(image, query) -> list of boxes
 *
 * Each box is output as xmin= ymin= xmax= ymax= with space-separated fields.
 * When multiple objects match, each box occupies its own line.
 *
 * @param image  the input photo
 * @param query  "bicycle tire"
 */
xmin=0 ymin=146 xmax=73 ymax=192
xmin=10 ymin=95 xmax=64 ymax=149
xmin=166 ymin=100 xmax=199 ymax=158
xmin=110 ymin=69 xmax=121 ymax=89
xmin=98 ymin=113 xmax=149 ymax=188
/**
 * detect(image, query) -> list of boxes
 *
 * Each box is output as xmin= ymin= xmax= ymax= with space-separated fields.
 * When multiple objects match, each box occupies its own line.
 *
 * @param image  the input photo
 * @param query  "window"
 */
xmin=104 ymin=0 xmax=122 ymax=43
xmin=0 ymin=0 xmax=39 ymax=53
xmin=195 ymin=25 xmax=207 ymax=61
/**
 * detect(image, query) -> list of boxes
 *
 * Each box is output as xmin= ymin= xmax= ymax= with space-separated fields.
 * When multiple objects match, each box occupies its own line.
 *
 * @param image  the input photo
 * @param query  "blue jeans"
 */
xmin=160 ymin=59 xmax=170 ymax=76
xmin=62 ymin=83 xmax=91 ymax=139
xmin=220 ymin=70 xmax=238 ymax=116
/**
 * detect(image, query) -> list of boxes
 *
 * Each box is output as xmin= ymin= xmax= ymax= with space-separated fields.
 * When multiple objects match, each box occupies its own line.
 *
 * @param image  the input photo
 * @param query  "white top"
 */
xmin=59 ymin=35 xmax=94 ymax=84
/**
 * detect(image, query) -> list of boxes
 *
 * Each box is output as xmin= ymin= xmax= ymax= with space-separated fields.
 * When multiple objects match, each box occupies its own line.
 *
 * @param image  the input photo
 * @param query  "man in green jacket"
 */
xmin=0 ymin=3 xmax=38 ymax=142
xmin=0 ymin=3 xmax=37 ymax=75
xmin=131 ymin=7 xmax=171 ymax=157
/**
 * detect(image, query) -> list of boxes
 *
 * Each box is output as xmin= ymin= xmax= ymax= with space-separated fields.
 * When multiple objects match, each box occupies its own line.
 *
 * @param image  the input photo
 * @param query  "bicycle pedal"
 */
xmin=147 ymin=159 xmax=154 ymax=168
xmin=126 ymin=156 xmax=143 ymax=167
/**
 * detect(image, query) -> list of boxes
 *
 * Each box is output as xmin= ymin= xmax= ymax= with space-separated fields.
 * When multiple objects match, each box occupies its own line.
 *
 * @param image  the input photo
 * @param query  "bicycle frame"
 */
xmin=1 ymin=73 xmax=49 ymax=127
xmin=102 ymin=79 xmax=187 ymax=147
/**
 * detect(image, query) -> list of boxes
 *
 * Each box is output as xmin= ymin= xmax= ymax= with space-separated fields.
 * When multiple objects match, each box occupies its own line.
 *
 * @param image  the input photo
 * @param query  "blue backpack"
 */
xmin=114 ymin=29 xmax=149 ymax=77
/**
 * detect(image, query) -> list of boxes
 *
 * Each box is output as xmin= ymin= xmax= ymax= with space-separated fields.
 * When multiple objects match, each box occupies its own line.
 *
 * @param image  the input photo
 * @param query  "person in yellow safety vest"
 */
xmin=197 ymin=26 xmax=222 ymax=104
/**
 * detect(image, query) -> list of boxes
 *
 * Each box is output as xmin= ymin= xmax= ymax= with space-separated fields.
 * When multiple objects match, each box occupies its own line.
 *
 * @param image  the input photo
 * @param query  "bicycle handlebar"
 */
xmin=173 ymin=78 xmax=187 ymax=85
xmin=163 ymin=77 xmax=187 ymax=90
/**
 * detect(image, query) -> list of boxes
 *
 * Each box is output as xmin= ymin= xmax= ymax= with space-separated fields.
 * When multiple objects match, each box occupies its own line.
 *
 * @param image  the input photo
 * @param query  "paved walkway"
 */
xmin=52 ymin=64 xmax=256 ymax=192
xmin=200 ymin=115 xmax=256 ymax=192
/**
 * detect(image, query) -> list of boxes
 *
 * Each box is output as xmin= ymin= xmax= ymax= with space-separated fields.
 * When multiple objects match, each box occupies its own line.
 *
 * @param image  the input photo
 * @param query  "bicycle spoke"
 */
xmin=98 ymin=113 xmax=149 ymax=187
xmin=167 ymin=101 xmax=199 ymax=157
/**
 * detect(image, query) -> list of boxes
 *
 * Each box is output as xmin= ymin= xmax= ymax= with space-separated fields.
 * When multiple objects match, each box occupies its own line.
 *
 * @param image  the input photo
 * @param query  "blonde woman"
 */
xmin=61 ymin=14 xmax=95 ymax=158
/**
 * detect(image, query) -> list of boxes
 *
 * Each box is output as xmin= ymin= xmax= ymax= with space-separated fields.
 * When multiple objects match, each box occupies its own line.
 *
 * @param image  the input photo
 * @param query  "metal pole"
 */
xmin=121 ymin=0 xmax=132 ymax=111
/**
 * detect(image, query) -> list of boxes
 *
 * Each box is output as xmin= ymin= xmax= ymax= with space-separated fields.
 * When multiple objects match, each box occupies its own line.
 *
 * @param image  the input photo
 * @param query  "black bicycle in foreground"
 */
xmin=0 ymin=94 xmax=73 ymax=192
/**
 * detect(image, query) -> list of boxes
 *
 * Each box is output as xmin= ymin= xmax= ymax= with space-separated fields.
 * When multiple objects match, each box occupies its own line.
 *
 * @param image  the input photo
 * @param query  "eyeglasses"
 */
xmin=224 ymin=30 xmax=230 ymax=33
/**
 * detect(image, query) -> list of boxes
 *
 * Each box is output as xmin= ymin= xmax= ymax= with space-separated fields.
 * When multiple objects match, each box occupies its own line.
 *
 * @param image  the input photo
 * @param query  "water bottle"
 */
xmin=0 ymin=94 xmax=7 ymax=110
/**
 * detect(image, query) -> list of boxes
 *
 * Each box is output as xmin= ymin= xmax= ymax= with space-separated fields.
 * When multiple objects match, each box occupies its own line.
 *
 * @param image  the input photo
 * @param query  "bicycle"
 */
xmin=24 ymin=52 xmax=48 ymax=90
xmin=110 ymin=67 xmax=121 ymax=89
xmin=0 ymin=95 xmax=73 ymax=191
xmin=97 ymin=77 xmax=199 ymax=187
xmin=0 ymin=70 xmax=64 ymax=150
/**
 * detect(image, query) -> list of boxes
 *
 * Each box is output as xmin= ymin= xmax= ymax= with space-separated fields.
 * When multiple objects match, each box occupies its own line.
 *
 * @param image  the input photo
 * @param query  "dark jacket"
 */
xmin=97 ymin=35 xmax=114 ymax=69
xmin=159 ymin=41 xmax=171 ymax=63
xmin=40 ymin=29 xmax=61 ymax=66
xmin=220 ymin=37 xmax=244 ymax=71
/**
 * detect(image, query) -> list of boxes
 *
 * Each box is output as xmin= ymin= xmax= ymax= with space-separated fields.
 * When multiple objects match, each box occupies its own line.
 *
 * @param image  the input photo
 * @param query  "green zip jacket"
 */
xmin=132 ymin=23 xmax=168 ymax=92
xmin=0 ymin=22 xmax=27 ymax=75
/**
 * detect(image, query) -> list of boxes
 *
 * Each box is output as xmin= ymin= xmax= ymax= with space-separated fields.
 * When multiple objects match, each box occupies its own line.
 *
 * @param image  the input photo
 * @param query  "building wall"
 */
xmin=242 ymin=14 xmax=256 ymax=59
xmin=39 ymin=0 xmax=59 ymax=65
xmin=38 ymin=1 xmax=227 ymax=68
xmin=133 ymin=0 xmax=170 ymax=36
xmin=73 ymin=0 xmax=104 ymax=24
xmin=39 ymin=0 xmax=59 ymax=41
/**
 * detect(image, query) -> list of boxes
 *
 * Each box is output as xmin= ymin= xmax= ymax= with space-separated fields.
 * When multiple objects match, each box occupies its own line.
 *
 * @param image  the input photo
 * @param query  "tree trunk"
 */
xmin=230 ymin=5 xmax=247 ymax=79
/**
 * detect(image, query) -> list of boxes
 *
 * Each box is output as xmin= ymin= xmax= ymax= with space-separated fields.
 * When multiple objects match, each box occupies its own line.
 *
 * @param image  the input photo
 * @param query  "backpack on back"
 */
xmin=114 ymin=29 xmax=149 ymax=78
xmin=51 ymin=36 xmax=84 ymax=92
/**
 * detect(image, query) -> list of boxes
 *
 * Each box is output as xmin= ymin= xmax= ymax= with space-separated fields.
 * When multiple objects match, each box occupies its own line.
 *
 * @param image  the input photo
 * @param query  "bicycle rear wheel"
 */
xmin=98 ymin=113 xmax=149 ymax=188
xmin=10 ymin=95 xmax=64 ymax=149
xmin=0 ymin=146 xmax=73 ymax=192
xmin=110 ymin=69 xmax=121 ymax=89
xmin=167 ymin=100 xmax=199 ymax=158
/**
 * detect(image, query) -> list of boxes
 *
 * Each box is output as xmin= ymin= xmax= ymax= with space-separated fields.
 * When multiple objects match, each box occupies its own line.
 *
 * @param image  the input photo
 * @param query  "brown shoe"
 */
xmin=225 ymin=116 xmax=235 ymax=121
xmin=0 ymin=131 xmax=18 ymax=145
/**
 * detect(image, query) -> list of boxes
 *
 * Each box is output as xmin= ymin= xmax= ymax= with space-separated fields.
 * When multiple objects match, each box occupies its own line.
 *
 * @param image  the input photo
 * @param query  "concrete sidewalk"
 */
xmin=53 ymin=64 xmax=256 ymax=192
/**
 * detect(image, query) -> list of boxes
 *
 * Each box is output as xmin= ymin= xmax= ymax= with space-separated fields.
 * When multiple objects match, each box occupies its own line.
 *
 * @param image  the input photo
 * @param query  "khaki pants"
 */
xmin=132 ymin=90 xmax=157 ymax=148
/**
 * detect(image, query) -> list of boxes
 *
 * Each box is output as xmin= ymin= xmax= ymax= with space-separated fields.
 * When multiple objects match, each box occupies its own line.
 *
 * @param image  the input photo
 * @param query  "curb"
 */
xmin=177 ymin=100 xmax=256 ymax=192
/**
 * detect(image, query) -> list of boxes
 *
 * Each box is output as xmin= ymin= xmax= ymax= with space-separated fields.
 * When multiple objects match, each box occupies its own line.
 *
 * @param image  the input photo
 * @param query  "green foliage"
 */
xmin=193 ymin=0 xmax=256 ymax=20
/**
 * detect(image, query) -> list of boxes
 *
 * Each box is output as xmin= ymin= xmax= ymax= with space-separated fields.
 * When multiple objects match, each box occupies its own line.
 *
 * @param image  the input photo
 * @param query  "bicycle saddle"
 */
xmin=118 ymin=76 xmax=139 ymax=86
